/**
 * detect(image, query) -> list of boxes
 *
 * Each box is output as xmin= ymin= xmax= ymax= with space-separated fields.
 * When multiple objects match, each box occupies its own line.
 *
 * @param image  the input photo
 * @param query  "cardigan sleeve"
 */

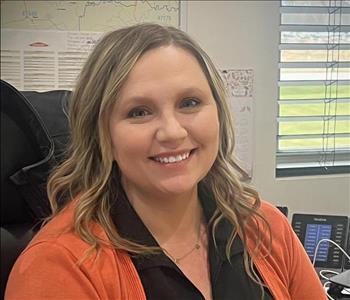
xmin=5 ymin=241 xmax=101 ymax=300
xmin=281 ymin=212 xmax=328 ymax=299
xmin=259 ymin=201 xmax=328 ymax=300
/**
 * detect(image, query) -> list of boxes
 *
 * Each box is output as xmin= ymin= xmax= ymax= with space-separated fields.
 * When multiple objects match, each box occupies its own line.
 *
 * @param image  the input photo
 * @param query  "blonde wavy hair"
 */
xmin=47 ymin=23 xmax=271 ymax=291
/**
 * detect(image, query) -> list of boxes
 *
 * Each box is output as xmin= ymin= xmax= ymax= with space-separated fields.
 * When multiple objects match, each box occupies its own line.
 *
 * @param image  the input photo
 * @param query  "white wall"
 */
xmin=186 ymin=1 xmax=350 ymax=217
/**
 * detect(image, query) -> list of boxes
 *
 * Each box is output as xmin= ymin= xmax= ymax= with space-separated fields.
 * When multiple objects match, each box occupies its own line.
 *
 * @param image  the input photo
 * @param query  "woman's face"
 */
xmin=109 ymin=45 xmax=219 ymax=197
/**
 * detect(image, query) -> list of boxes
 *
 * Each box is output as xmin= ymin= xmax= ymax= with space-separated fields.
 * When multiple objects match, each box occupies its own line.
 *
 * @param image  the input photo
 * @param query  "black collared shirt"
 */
xmin=111 ymin=188 xmax=273 ymax=300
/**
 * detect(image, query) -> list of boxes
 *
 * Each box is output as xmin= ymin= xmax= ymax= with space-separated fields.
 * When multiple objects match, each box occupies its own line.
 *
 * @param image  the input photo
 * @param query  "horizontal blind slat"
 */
xmin=280 ymin=6 xmax=350 ymax=14
xmin=280 ymin=24 xmax=350 ymax=32
xmin=278 ymin=133 xmax=350 ymax=139
xmin=278 ymin=98 xmax=350 ymax=104
xmin=279 ymin=43 xmax=350 ymax=50
xmin=278 ymin=79 xmax=350 ymax=85
xmin=278 ymin=115 xmax=350 ymax=121
xmin=279 ymin=61 xmax=350 ymax=68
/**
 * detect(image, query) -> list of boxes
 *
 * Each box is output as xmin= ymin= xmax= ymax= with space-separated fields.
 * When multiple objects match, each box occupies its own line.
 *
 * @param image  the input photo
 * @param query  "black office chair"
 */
xmin=0 ymin=80 xmax=70 ymax=298
xmin=276 ymin=206 xmax=288 ymax=217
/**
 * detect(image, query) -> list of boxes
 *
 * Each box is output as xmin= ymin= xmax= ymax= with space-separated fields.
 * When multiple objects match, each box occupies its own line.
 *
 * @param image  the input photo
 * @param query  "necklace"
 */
xmin=161 ymin=225 xmax=204 ymax=264
xmin=162 ymin=241 xmax=201 ymax=264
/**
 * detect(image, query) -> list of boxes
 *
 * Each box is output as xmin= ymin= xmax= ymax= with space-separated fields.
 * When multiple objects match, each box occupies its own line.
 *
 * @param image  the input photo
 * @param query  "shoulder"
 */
xmin=258 ymin=200 xmax=290 ymax=229
xmin=27 ymin=202 xmax=89 ymax=256
xmin=245 ymin=199 xmax=291 ymax=236
xmin=245 ymin=199 xmax=296 ymax=258
xmin=11 ymin=202 xmax=92 ymax=276
xmin=258 ymin=200 xmax=286 ymax=220
xmin=11 ymin=200 xmax=115 ymax=278
xmin=5 ymin=201 xmax=131 ymax=300
xmin=247 ymin=199 xmax=308 ymax=266
xmin=29 ymin=200 xmax=109 ymax=254
xmin=254 ymin=200 xmax=294 ymax=247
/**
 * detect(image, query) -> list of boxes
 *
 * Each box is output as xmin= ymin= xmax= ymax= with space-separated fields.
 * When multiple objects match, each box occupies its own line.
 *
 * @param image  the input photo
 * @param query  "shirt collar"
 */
xmin=110 ymin=184 xmax=244 ymax=270
xmin=198 ymin=183 xmax=244 ymax=259
xmin=110 ymin=189 xmax=171 ymax=269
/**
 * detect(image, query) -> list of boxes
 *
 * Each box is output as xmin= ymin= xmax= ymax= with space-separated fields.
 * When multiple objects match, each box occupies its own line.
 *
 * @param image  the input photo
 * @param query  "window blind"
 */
xmin=277 ymin=0 xmax=350 ymax=177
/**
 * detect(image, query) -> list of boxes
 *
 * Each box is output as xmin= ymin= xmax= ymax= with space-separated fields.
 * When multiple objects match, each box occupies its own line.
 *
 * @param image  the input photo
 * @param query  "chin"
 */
xmin=155 ymin=178 xmax=199 ymax=196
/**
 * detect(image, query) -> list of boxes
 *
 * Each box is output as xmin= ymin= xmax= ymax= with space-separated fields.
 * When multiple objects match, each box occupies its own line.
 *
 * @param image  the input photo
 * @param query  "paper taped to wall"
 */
xmin=220 ymin=69 xmax=254 ymax=178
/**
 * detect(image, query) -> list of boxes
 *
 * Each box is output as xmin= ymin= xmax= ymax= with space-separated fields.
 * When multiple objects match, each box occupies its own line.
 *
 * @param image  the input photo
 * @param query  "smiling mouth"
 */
xmin=150 ymin=149 xmax=196 ymax=164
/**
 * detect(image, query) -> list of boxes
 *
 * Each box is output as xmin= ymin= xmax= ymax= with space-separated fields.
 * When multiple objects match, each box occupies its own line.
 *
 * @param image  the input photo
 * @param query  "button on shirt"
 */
xmin=111 ymin=188 xmax=273 ymax=300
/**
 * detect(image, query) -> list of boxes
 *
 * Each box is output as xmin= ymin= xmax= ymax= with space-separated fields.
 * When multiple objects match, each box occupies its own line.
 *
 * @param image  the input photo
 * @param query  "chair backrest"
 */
xmin=276 ymin=206 xmax=288 ymax=217
xmin=0 ymin=80 xmax=71 ymax=298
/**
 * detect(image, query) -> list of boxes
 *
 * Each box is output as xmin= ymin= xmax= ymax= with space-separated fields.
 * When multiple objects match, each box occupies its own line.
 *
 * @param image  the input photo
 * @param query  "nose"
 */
xmin=155 ymin=113 xmax=188 ymax=145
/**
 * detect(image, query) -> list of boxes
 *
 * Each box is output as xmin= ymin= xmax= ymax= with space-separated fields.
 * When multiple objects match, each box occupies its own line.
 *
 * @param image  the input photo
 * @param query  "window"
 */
xmin=277 ymin=0 xmax=350 ymax=177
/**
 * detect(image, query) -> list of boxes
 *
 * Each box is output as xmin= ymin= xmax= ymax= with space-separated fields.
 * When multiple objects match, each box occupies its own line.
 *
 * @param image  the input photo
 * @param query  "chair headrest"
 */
xmin=1 ymin=80 xmax=71 ymax=223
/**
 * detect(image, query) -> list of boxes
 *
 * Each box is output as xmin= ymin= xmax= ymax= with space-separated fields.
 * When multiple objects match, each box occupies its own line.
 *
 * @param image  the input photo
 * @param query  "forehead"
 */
xmin=133 ymin=45 xmax=202 ymax=72
xmin=118 ymin=45 xmax=211 ymax=98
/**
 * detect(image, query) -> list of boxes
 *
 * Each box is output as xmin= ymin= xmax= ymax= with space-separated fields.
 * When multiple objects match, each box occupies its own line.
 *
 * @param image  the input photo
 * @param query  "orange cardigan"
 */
xmin=6 ymin=200 xmax=326 ymax=300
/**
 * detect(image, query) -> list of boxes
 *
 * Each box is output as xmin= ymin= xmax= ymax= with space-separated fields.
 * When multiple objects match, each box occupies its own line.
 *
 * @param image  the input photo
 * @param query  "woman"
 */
xmin=6 ymin=23 xmax=326 ymax=300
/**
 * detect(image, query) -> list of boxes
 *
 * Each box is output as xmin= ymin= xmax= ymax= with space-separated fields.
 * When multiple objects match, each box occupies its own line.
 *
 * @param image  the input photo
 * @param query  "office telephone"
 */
xmin=291 ymin=214 xmax=349 ymax=269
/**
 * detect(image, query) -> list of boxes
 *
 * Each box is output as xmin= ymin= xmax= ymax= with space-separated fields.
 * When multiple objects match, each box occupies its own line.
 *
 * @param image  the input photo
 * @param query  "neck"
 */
xmin=122 ymin=183 xmax=203 ymax=245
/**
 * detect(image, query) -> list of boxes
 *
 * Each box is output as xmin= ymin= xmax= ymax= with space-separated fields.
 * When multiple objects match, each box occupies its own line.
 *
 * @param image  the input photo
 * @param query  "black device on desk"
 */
xmin=329 ymin=270 xmax=350 ymax=288
xmin=328 ymin=270 xmax=350 ymax=300
xmin=291 ymin=214 xmax=349 ymax=269
xmin=344 ymin=222 xmax=350 ymax=269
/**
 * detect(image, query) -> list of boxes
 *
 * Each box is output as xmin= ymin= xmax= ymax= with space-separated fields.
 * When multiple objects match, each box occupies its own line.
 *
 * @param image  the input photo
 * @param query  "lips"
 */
xmin=150 ymin=149 xmax=196 ymax=164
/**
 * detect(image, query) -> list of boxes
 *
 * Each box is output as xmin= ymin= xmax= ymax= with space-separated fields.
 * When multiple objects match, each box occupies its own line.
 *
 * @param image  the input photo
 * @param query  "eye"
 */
xmin=127 ymin=107 xmax=151 ymax=118
xmin=180 ymin=98 xmax=200 ymax=109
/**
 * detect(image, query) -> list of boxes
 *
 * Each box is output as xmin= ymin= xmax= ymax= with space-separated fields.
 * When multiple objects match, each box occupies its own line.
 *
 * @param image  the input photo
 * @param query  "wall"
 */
xmin=186 ymin=0 xmax=350 ymax=217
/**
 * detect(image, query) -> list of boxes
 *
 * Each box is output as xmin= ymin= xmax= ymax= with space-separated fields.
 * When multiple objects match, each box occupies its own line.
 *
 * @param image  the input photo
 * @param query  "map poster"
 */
xmin=220 ymin=69 xmax=254 ymax=178
xmin=0 ymin=0 xmax=182 ymax=91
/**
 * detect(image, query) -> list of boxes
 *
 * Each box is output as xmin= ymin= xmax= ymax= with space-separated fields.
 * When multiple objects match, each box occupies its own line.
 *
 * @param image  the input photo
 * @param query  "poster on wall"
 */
xmin=0 ymin=0 xmax=184 ymax=91
xmin=220 ymin=69 xmax=254 ymax=178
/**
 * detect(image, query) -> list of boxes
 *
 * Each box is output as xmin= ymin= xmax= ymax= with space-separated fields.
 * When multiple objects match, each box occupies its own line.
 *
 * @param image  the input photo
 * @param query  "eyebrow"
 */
xmin=123 ymin=86 xmax=210 ymax=103
xmin=178 ymin=86 xmax=210 ymax=97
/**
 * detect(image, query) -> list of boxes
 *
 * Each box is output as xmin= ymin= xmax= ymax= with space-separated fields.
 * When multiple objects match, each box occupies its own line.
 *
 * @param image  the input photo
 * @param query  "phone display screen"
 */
xmin=304 ymin=224 xmax=332 ymax=262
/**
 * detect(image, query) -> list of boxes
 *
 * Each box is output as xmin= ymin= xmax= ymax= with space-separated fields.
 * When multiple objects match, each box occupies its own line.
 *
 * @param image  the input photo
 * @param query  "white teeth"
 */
xmin=154 ymin=151 xmax=191 ymax=164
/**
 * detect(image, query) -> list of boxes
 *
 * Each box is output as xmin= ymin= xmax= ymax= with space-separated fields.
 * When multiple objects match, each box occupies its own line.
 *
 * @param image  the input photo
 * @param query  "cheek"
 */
xmin=195 ymin=109 xmax=220 ymax=148
xmin=206 ymin=117 xmax=220 ymax=156
xmin=110 ymin=124 xmax=155 ymax=189
xmin=109 ymin=123 xmax=150 ymax=164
